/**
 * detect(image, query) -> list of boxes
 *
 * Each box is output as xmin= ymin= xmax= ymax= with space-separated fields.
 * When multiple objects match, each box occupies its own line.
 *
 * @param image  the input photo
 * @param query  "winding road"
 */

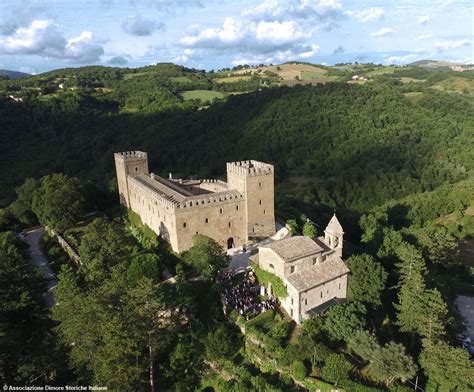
xmin=24 ymin=227 xmax=57 ymax=308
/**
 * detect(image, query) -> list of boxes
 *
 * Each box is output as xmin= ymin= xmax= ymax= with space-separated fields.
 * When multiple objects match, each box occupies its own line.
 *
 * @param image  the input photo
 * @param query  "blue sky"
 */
xmin=0 ymin=0 xmax=472 ymax=73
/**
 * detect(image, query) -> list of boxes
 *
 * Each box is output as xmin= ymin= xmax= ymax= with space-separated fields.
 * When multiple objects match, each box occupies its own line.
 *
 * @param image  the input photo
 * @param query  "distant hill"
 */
xmin=0 ymin=69 xmax=30 ymax=80
xmin=409 ymin=59 xmax=461 ymax=68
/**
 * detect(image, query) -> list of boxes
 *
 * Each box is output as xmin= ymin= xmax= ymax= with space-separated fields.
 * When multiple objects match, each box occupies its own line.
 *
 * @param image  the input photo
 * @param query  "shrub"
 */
xmin=292 ymin=359 xmax=307 ymax=381
xmin=322 ymin=353 xmax=352 ymax=386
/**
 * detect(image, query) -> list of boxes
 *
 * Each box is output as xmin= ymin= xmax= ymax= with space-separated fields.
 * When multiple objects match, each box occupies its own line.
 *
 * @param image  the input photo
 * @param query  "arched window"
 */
xmin=269 ymin=263 xmax=275 ymax=269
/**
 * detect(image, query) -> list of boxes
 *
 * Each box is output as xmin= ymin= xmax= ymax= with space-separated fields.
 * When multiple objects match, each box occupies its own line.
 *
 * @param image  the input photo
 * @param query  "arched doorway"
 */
xmin=227 ymin=237 xmax=234 ymax=249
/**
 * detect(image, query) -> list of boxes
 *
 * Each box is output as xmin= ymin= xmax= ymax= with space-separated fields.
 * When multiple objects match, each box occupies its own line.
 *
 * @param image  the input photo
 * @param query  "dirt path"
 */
xmin=24 ymin=227 xmax=57 ymax=308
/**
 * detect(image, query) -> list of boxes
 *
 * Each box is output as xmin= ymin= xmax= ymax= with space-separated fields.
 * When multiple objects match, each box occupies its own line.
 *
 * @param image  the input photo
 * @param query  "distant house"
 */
xmin=254 ymin=215 xmax=350 ymax=324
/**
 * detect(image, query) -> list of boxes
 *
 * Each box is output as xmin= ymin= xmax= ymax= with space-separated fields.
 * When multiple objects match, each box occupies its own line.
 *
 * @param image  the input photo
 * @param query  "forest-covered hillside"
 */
xmin=1 ymin=63 xmax=473 ymax=221
xmin=2 ymin=61 xmax=474 ymax=391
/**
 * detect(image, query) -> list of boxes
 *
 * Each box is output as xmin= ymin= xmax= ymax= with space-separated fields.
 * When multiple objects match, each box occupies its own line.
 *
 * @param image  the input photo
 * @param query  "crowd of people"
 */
xmin=217 ymin=269 xmax=278 ymax=320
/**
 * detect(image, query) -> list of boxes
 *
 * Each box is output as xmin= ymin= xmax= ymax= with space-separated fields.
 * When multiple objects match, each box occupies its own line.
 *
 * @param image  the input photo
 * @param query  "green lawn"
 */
xmin=170 ymin=76 xmax=193 ymax=83
xmin=181 ymin=90 xmax=226 ymax=101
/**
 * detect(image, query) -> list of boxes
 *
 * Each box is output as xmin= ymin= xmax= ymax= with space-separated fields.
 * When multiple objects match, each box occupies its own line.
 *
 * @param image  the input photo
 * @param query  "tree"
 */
xmin=348 ymin=330 xmax=417 ymax=386
xmin=205 ymin=324 xmax=242 ymax=363
xmin=127 ymin=253 xmax=160 ymax=284
xmin=359 ymin=212 xmax=388 ymax=251
xmin=292 ymin=359 xmax=307 ymax=381
xmin=302 ymin=217 xmax=317 ymax=239
xmin=410 ymin=224 xmax=458 ymax=265
xmin=322 ymin=353 xmax=352 ymax=386
xmin=32 ymin=174 xmax=84 ymax=232
xmin=0 ymin=231 xmax=65 ymax=384
xmin=184 ymin=234 xmax=229 ymax=279
xmin=78 ymin=218 xmax=129 ymax=284
xmin=286 ymin=219 xmax=298 ymax=236
xmin=346 ymin=254 xmax=387 ymax=306
xmin=373 ymin=342 xmax=417 ymax=387
xmin=325 ymin=302 xmax=367 ymax=342
xmin=297 ymin=317 xmax=331 ymax=369
xmin=8 ymin=178 xmax=38 ymax=226
xmin=419 ymin=339 xmax=474 ymax=391
xmin=394 ymin=242 xmax=448 ymax=341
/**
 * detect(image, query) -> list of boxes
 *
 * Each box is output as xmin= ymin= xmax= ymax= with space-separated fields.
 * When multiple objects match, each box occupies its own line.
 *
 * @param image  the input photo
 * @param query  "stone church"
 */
xmin=114 ymin=151 xmax=276 ymax=253
xmin=254 ymin=215 xmax=350 ymax=324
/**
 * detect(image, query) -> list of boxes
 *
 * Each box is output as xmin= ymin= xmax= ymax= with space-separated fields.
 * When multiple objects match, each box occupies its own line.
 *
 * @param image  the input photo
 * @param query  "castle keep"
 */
xmin=114 ymin=151 xmax=276 ymax=252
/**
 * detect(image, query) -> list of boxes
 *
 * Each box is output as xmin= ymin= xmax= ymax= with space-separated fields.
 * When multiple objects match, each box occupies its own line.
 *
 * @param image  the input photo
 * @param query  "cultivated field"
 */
xmin=181 ymin=90 xmax=226 ymax=101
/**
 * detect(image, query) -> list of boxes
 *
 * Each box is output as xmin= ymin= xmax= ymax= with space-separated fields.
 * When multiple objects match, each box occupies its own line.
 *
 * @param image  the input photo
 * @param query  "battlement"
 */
xmin=201 ymin=179 xmax=227 ymax=185
xmin=226 ymin=160 xmax=274 ymax=176
xmin=114 ymin=151 xmax=148 ymax=161
xmin=177 ymin=190 xmax=243 ymax=210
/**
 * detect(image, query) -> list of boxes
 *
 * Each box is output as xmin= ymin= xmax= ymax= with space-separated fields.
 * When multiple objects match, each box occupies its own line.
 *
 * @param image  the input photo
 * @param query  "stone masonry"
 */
xmin=114 ymin=151 xmax=276 ymax=253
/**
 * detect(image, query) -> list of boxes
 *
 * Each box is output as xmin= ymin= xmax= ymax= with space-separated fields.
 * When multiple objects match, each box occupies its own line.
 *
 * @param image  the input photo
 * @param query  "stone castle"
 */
xmin=114 ymin=151 xmax=276 ymax=252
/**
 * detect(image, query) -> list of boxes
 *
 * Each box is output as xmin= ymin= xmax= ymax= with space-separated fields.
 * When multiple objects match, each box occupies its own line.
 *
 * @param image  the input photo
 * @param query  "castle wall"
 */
xmin=128 ymin=179 xmax=179 ymax=251
xmin=174 ymin=197 xmax=247 ymax=252
xmin=245 ymin=172 xmax=275 ymax=237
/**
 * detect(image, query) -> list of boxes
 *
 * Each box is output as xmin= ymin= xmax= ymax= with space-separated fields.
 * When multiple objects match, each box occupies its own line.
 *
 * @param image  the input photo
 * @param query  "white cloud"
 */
xmin=243 ymin=0 xmax=344 ymax=31
xmin=347 ymin=8 xmax=385 ymax=23
xmin=102 ymin=0 xmax=202 ymax=11
xmin=435 ymin=39 xmax=472 ymax=52
xmin=385 ymin=53 xmax=419 ymax=64
xmin=0 ymin=20 xmax=104 ymax=63
xmin=371 ymin=27 xmax=395 ymax=37
xmin=416 ymin=33 xmax=432 ymax=41
xmin=122 ymin=15 xmax=165 ymax=36
xmin=178 ymin=1 xmax=343 ymax=65
xmin=173 ymin=48 xmax=196 ymax=63
xmin=417 ymin=15 xmax=430 ymax=24
xmin=179 ymin=16 xmax=319 ymax=65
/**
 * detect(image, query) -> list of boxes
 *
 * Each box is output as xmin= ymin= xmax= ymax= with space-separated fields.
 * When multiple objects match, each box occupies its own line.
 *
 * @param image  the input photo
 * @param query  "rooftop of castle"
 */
xmin=131 ymin=173 xmax=242 ymax=208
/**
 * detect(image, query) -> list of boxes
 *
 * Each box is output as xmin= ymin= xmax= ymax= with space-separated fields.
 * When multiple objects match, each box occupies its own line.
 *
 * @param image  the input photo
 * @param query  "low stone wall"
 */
xmin=47 ymin=227 xmax=81 ymax=265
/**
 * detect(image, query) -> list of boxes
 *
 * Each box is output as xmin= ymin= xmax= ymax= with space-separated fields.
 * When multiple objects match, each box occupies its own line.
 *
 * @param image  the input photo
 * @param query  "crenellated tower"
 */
xmin=227 ymin=160 xmax=276 ymax=238
xmin=114 ymin=151 xmax=149 ymax=207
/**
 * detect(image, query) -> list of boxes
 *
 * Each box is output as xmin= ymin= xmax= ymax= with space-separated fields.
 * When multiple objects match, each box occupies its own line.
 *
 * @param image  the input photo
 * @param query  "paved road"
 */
xmin=24 ymin=227 xmax=57 ymax=308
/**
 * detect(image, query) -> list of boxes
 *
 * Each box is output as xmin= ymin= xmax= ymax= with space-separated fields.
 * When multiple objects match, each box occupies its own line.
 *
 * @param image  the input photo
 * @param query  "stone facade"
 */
xmin=114 ymin=151 xmax=276 ymax=253
xmin=255 ymin=216 xmax=349 ymax=324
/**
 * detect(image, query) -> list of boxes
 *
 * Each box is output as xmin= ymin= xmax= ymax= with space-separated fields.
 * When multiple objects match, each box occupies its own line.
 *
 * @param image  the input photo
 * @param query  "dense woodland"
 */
xmin=1 ymin=62 xmax=473 ymax=391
